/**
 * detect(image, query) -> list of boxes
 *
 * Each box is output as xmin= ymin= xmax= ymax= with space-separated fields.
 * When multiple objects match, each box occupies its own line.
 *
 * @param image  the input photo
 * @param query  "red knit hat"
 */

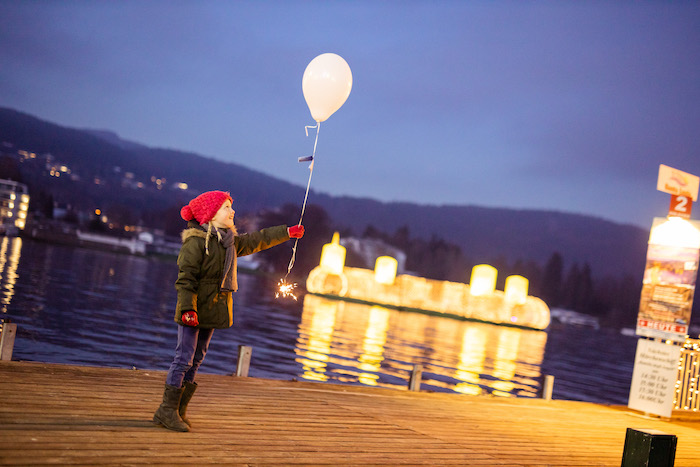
xmin=180 ymin=191 xmax=233 ymax=225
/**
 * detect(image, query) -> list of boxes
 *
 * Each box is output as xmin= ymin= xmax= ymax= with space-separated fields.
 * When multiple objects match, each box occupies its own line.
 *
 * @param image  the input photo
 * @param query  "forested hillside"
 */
xmin=1 ymin=106 xmax=678 ymax=328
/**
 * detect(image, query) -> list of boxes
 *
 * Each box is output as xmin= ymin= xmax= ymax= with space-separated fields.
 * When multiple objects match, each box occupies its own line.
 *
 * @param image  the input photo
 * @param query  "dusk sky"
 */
xmin=2 ymin=1 xmax=699 ymax=229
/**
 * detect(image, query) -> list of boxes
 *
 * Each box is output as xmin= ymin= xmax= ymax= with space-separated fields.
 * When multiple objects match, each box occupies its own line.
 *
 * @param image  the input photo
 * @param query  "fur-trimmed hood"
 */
xmin=181 ymin=224 xmax=238 ymax=243
xmin=181 ymin=227 xmax=207 ymax=242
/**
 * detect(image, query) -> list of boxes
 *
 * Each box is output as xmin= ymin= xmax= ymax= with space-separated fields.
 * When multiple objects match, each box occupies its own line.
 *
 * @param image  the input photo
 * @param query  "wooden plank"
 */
xmin=1 ymin=361 xmax=700 ymax=466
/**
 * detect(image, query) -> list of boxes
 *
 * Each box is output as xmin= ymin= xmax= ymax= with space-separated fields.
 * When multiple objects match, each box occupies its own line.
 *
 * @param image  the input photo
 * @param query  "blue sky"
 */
xmin=2 ymin=1 xmax=699 ymax=228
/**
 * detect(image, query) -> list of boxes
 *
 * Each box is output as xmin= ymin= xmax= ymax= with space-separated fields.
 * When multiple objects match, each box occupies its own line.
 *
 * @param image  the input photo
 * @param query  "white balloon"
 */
xmin=302 ymin=53 xmax=353 ymax=123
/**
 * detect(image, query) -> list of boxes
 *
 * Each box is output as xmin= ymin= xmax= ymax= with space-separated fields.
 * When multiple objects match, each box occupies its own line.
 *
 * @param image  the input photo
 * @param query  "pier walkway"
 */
xmin=1 ymin=361 xmax=699 ymax=466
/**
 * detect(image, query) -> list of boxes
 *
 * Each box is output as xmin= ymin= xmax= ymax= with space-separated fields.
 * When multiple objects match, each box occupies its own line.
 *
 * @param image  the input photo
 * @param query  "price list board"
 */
xmin=628 ymin=339 xmax=681 ymax=418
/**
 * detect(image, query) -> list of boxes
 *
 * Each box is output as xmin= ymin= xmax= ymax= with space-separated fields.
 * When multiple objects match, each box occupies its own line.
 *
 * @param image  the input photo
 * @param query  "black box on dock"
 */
xmin=621 ymin=428 xmax=677 ymax=467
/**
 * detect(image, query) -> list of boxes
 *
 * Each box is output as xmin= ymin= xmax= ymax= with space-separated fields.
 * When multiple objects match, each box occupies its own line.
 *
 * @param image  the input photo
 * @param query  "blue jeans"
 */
xmin=165 ymin=325 xmax=215 ymax=388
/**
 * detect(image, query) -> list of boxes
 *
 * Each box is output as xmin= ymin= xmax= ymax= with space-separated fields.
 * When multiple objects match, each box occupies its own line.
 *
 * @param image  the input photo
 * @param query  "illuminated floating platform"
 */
xmin=306 ymin=234 xmax=551 ymax=331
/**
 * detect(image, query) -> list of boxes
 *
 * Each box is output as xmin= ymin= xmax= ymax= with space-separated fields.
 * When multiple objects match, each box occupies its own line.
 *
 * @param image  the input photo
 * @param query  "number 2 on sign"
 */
xmin=669 ymin=195 xmax=692 ymax=219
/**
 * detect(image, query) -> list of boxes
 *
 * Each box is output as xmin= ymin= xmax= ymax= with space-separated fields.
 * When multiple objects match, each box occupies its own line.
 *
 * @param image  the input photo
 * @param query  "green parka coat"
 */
xmin=174 ymin=221 xmax=290 ymax=329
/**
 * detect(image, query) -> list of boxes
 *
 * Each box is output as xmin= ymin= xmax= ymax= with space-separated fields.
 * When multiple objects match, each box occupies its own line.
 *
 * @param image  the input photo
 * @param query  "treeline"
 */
xmin=6 ymin=151 xmax=692 ymax=331
xmin=248 ymin=205 xmax=651 ymax=329
xmin=349 ymin=223 xmax=653 ymax=329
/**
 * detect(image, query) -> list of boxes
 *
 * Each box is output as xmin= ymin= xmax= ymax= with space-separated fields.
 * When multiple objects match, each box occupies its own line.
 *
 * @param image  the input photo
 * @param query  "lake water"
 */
xmin=0 ymin=236 xmax=639 ymax=405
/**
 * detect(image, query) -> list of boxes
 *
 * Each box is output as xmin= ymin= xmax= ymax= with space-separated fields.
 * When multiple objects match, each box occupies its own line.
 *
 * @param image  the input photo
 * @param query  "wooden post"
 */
xmin=0 ymin=323 xmax=17 ymax=361
xmin=408 ymin=364 xmax=422 ymax=392
xmin=542 ymin=374 xmax=554 ymax=400
xmin=235 ymin=345 xmax=252 ymax=377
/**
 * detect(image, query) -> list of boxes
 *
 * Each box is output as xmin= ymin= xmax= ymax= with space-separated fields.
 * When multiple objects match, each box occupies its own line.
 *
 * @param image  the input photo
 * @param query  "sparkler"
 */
xmin=275 ymin=278 xmax=298 ymax=301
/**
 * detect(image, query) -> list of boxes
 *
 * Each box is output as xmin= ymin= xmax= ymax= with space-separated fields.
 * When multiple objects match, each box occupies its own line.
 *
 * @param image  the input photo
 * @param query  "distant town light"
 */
xmin=95 ymin=209 xmax=101 ymax=216
xmin=176 ymin=183 xmax=188 ymax=190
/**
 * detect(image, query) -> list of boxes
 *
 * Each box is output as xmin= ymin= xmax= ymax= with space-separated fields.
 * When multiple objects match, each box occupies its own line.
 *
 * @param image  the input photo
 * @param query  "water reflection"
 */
xmin=297 ymin=294 xmax=548 ymax=396
xmin=455 ymin=327 xmax=486 ymax=395
xmin=4 ymin=240 xmax=636 ymax=404
xmin=3 ymin=239 xmax=181 ymax=369
xmin=296 ymin=297 xmax=339 ymax=382
xmin=0 ymin=236 xmax=22 ymax=316
xmin=358 ymin=306 xmax=390 ymax=386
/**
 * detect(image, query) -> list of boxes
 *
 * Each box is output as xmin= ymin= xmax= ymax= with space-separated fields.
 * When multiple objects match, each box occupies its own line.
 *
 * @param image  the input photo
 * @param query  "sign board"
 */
xmin=636 ymin=218 xmax=700 ymax=341
xmin=669 ymin=194 xmax=693 ymax=220
xmin=657 ymin=164 xmax=699 ymax=201
xmin=628 ymin=339 xmax=681 ymax=418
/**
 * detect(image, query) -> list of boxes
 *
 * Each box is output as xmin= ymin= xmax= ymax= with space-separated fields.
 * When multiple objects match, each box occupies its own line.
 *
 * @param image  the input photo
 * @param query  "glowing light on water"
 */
xmin=320 ymin=232 xmax=346 ymax=275
xmin=0 ymin=237 xmax=22 ymax=314
xmin=305 ymin=233 xmax=551 ymax=330
xmin=469 ymin=264 xmax=497 ymax=297
xmin=504 ymin=275 xmax=529 ymax=305
xmin=374 ymin=256 xmax=398 ymax=285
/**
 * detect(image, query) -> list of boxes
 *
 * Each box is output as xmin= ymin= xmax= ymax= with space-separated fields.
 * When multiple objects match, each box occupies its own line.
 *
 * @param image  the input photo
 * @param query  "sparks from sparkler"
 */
xmin=275 ymin=278 xmax=298 ymax=301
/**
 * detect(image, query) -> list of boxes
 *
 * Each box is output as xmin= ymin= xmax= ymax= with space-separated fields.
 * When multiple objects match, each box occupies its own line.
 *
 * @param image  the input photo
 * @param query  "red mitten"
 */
xmin=182 ymin=311 xmax=199 ymax=326
xmin=288 ymin=225 xmax=305 ymax=238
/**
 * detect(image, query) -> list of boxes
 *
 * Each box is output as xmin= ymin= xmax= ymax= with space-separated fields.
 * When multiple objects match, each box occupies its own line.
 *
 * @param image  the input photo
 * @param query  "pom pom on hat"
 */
xmin=181 ymin=191 xmax=233 ymax=225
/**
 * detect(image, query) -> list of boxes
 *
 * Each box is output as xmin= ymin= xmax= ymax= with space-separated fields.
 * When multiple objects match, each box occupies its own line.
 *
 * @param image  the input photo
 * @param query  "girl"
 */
xmin=153 ymin=190 xmax=304 ymax=432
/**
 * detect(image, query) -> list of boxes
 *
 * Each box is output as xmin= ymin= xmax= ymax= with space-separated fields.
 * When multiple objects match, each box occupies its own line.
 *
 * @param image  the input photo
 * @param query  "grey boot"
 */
xmin=179 ymin=381 xmax=197 ymax=427
xmin=153 ymin=384 xmax=190 ymax=432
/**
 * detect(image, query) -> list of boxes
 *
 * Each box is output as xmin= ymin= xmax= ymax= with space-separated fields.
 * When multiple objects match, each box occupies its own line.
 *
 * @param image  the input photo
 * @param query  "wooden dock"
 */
xmin=1 ymin=361 xmax=699 ymax=466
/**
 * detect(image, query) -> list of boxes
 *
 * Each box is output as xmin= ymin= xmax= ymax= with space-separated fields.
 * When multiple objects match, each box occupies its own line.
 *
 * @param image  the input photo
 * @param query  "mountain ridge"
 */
xmin=0 ymin=106 xmax=649 ymax=279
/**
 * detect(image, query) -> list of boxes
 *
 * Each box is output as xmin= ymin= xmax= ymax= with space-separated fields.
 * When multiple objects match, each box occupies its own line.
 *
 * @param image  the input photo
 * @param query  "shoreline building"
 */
xmin=0 ymin=179 xmax=30 ymax=235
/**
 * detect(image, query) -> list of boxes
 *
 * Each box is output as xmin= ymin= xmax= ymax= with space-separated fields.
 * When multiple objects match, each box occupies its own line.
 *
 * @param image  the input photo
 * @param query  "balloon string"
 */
xmin=285 ymin=122 xmax=321 ymax=279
